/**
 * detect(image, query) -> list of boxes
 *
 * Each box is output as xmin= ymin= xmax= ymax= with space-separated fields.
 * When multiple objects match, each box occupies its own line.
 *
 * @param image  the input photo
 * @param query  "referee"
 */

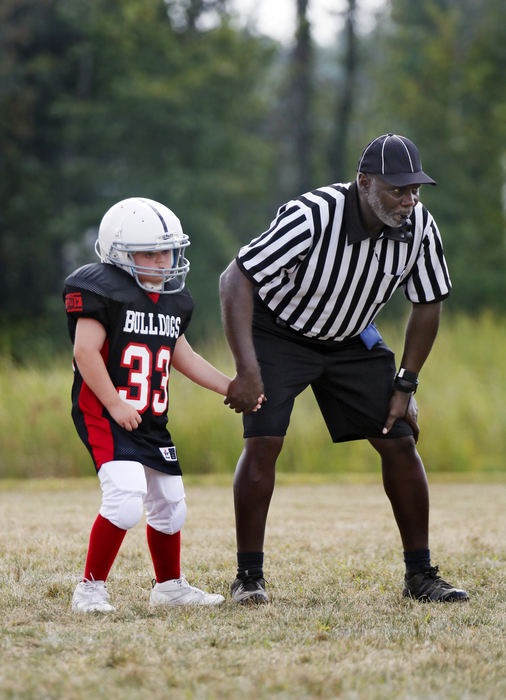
xmin=220 ymin=133 xmax=469 ymax=605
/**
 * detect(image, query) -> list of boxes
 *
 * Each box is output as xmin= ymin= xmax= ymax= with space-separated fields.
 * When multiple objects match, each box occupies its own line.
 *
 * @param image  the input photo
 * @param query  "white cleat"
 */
xmin=72 ymin=579 xmax=115 ymax=613
xmin=150 ymin=575 xmax=225 ymax=607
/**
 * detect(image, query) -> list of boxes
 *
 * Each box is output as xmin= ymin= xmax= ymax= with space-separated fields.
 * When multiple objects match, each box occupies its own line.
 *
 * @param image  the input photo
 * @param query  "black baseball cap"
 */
xmin=357 ymin=133 xmax=436 ymax=186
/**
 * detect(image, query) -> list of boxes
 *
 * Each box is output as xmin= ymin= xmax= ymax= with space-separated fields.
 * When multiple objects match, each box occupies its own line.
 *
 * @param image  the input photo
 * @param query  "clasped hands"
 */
xmin=224 ymin=371 xmax=265 ymax=414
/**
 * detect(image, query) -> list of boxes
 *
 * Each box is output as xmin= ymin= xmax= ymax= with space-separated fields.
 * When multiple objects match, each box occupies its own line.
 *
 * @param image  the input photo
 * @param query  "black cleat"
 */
xmin=403 ymin=565 xmax=469 ymax=602
xmin=230 ymin=572 xmax=269 ymax=605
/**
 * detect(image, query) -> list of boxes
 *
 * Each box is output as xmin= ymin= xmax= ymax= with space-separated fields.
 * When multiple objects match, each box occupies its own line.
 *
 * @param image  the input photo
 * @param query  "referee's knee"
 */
xmin=372 ymin=435 xmax=419 ymax=463
xmin=243 ymin=436 xmax=284 ymax=465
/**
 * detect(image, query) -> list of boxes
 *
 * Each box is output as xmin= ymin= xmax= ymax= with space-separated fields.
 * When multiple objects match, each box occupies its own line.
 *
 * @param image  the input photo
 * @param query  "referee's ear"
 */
xmin=357 ymin=172 xmax=372 ymax=192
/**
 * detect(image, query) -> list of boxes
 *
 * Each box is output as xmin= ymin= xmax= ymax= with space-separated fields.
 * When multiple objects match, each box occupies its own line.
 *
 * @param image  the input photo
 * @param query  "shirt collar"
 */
xmin=342 ymin=181 xmax=413 ymax=244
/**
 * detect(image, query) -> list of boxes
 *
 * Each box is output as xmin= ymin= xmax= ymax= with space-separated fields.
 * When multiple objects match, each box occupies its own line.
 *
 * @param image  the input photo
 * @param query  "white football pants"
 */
xmin=98 ymin=460 xmax=186 ymax=534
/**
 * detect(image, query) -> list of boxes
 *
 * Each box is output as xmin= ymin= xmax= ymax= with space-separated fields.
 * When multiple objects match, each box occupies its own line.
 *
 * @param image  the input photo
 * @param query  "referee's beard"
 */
xmin=366 ymin=180 xmax=410 ymax=229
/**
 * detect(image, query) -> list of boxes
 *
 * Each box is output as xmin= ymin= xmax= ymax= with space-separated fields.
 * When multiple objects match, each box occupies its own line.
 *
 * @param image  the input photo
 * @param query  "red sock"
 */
xmin=146 ymin=525 xmax=181 ymax=582
xmin=83 ymin=514 xmax=127 ymax=582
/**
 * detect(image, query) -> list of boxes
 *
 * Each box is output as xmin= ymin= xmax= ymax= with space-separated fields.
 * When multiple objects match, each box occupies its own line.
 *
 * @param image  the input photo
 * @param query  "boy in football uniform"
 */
xmin=64 ymin=197 xmax=261 ymax=612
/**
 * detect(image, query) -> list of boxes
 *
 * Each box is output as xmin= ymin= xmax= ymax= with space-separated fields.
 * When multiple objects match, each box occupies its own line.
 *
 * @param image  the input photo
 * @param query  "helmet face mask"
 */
xmin=96 ymin=197 xmax=190 ymax=293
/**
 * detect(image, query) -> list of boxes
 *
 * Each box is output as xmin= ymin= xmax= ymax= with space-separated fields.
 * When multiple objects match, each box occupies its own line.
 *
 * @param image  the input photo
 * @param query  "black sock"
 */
xmin=237 ymin=551 xmax=263 ymax=578
xmin=404 ymin=549 xmax=431 ymax=574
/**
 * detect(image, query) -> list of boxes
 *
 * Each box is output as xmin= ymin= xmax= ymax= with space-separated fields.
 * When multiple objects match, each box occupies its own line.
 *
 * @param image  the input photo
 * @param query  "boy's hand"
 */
xmin=108 ymin=399 xmax=142 ymax=431
xmin=251 ymin=394 xmax=266 ymax=413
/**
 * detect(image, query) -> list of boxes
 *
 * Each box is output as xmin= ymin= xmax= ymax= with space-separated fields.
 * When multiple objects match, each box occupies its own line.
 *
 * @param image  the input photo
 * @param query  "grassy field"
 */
xmin=0 ymin=477 xmax=505 ymax=699
xmin=0 ymin=313 xmax=505 ymax=479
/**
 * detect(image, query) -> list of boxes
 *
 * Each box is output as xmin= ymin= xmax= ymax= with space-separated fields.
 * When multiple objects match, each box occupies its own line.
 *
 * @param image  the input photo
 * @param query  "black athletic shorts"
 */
xmin=243 ymin=299 xmax=413 ymax=442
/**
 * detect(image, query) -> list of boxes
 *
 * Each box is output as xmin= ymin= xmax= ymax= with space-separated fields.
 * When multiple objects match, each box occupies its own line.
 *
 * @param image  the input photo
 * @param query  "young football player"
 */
xmin=63 ymin=197 xmax=261 ymax=612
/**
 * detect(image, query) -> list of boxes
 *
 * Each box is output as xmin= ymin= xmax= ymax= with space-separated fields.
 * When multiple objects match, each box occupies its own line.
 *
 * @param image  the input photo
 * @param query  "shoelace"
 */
xmin=420 ymin=566 xmax=454 ymax=590
xmin=81 ymin=580 xmax=110 ymax=603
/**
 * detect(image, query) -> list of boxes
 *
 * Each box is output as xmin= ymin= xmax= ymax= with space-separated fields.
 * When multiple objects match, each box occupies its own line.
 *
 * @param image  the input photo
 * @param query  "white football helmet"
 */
xmin=95 ymin=197 xmax=190 ymax=293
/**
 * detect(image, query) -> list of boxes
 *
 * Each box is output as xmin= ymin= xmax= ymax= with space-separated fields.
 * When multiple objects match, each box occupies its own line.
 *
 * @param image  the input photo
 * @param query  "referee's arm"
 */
xmin=400 ymin=301 xmax=442 ymax=375
xmin=382 ymin=301 xmax=442 ymax=440
xmin=219 ymin=260 xmax=264 ymax=413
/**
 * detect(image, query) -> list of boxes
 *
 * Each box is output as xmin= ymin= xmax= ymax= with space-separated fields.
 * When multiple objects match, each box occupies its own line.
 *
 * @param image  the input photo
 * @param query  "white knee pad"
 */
xmin=147 ymin=499 xmax=187 ymax=535
xmin=144 ymin=470 xmax=187 ymax=535
xmin=98 ymin=461 xmax=147 ymax=530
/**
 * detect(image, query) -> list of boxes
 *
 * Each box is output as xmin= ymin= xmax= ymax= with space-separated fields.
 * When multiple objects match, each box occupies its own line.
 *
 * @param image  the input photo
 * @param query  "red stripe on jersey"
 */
xmin=147 ymin=292 xmax=160 ymax=303
xmin=78 ymin=339 xmax=114 ymax=469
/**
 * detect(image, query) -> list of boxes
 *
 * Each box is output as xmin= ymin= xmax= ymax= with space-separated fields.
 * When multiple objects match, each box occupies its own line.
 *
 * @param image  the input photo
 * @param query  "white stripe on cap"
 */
xmin=381 ymin=138 xmax=387 ymax=174
xmin=357 ymin=135 xmax=382 ymax=172
xmin=392 ymin=134 xmax=415 ymax=173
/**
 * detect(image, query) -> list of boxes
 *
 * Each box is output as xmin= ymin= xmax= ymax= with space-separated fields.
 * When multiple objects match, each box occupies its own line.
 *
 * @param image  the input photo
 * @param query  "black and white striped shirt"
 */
xmin=236 ymin=182 xmax=451 ymax=341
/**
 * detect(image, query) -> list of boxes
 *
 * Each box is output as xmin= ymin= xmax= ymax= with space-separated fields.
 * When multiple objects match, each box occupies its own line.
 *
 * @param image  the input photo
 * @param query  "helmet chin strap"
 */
xmin=141 ymin=280 xmax=164 ymax=292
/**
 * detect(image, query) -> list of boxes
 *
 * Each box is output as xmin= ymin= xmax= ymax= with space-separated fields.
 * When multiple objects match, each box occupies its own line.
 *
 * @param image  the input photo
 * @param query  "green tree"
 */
xmin=2 ymin=0 xmax=503 ymax=363
xmin=0 ymin=0 xmax=277 ymax=357
xmin=364 ymin=0 xmax=506 ymax=312
xmin=290 ymin=0 xmax=313 ymax=193
xmin=0 ymin=0 xmax=85 ymax=349
xmin=326 ymin=0 xmax=358 ymax=181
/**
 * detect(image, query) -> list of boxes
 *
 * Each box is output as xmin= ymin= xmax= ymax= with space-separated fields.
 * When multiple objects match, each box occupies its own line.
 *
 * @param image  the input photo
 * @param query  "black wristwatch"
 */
xmin=393 ymin=368 xmax=419 ymax=394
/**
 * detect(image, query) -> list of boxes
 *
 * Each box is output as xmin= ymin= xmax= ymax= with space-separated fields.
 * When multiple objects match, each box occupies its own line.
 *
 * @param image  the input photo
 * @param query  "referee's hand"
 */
xmin=382 ymin=392 xmax=419 ymax=443
xmin=224 ymin=371 xmax=265 ymax=414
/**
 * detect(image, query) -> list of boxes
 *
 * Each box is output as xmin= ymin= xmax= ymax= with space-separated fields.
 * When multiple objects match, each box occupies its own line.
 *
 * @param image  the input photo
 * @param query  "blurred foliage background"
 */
xmin=1 ymin=0 xmax=504 ymax=359
xmin=0 ymin=0 xmax=505 ymax=478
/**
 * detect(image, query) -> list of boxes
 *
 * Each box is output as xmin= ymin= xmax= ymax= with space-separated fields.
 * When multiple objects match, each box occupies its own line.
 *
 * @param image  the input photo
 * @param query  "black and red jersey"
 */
xmin=63 ymin=263 xmax=194 ymax=475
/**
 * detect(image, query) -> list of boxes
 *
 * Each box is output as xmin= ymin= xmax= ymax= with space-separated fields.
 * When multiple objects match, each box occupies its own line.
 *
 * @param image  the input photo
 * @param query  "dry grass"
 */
xmin=0 ymin=477 xmax=505 ymax=700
